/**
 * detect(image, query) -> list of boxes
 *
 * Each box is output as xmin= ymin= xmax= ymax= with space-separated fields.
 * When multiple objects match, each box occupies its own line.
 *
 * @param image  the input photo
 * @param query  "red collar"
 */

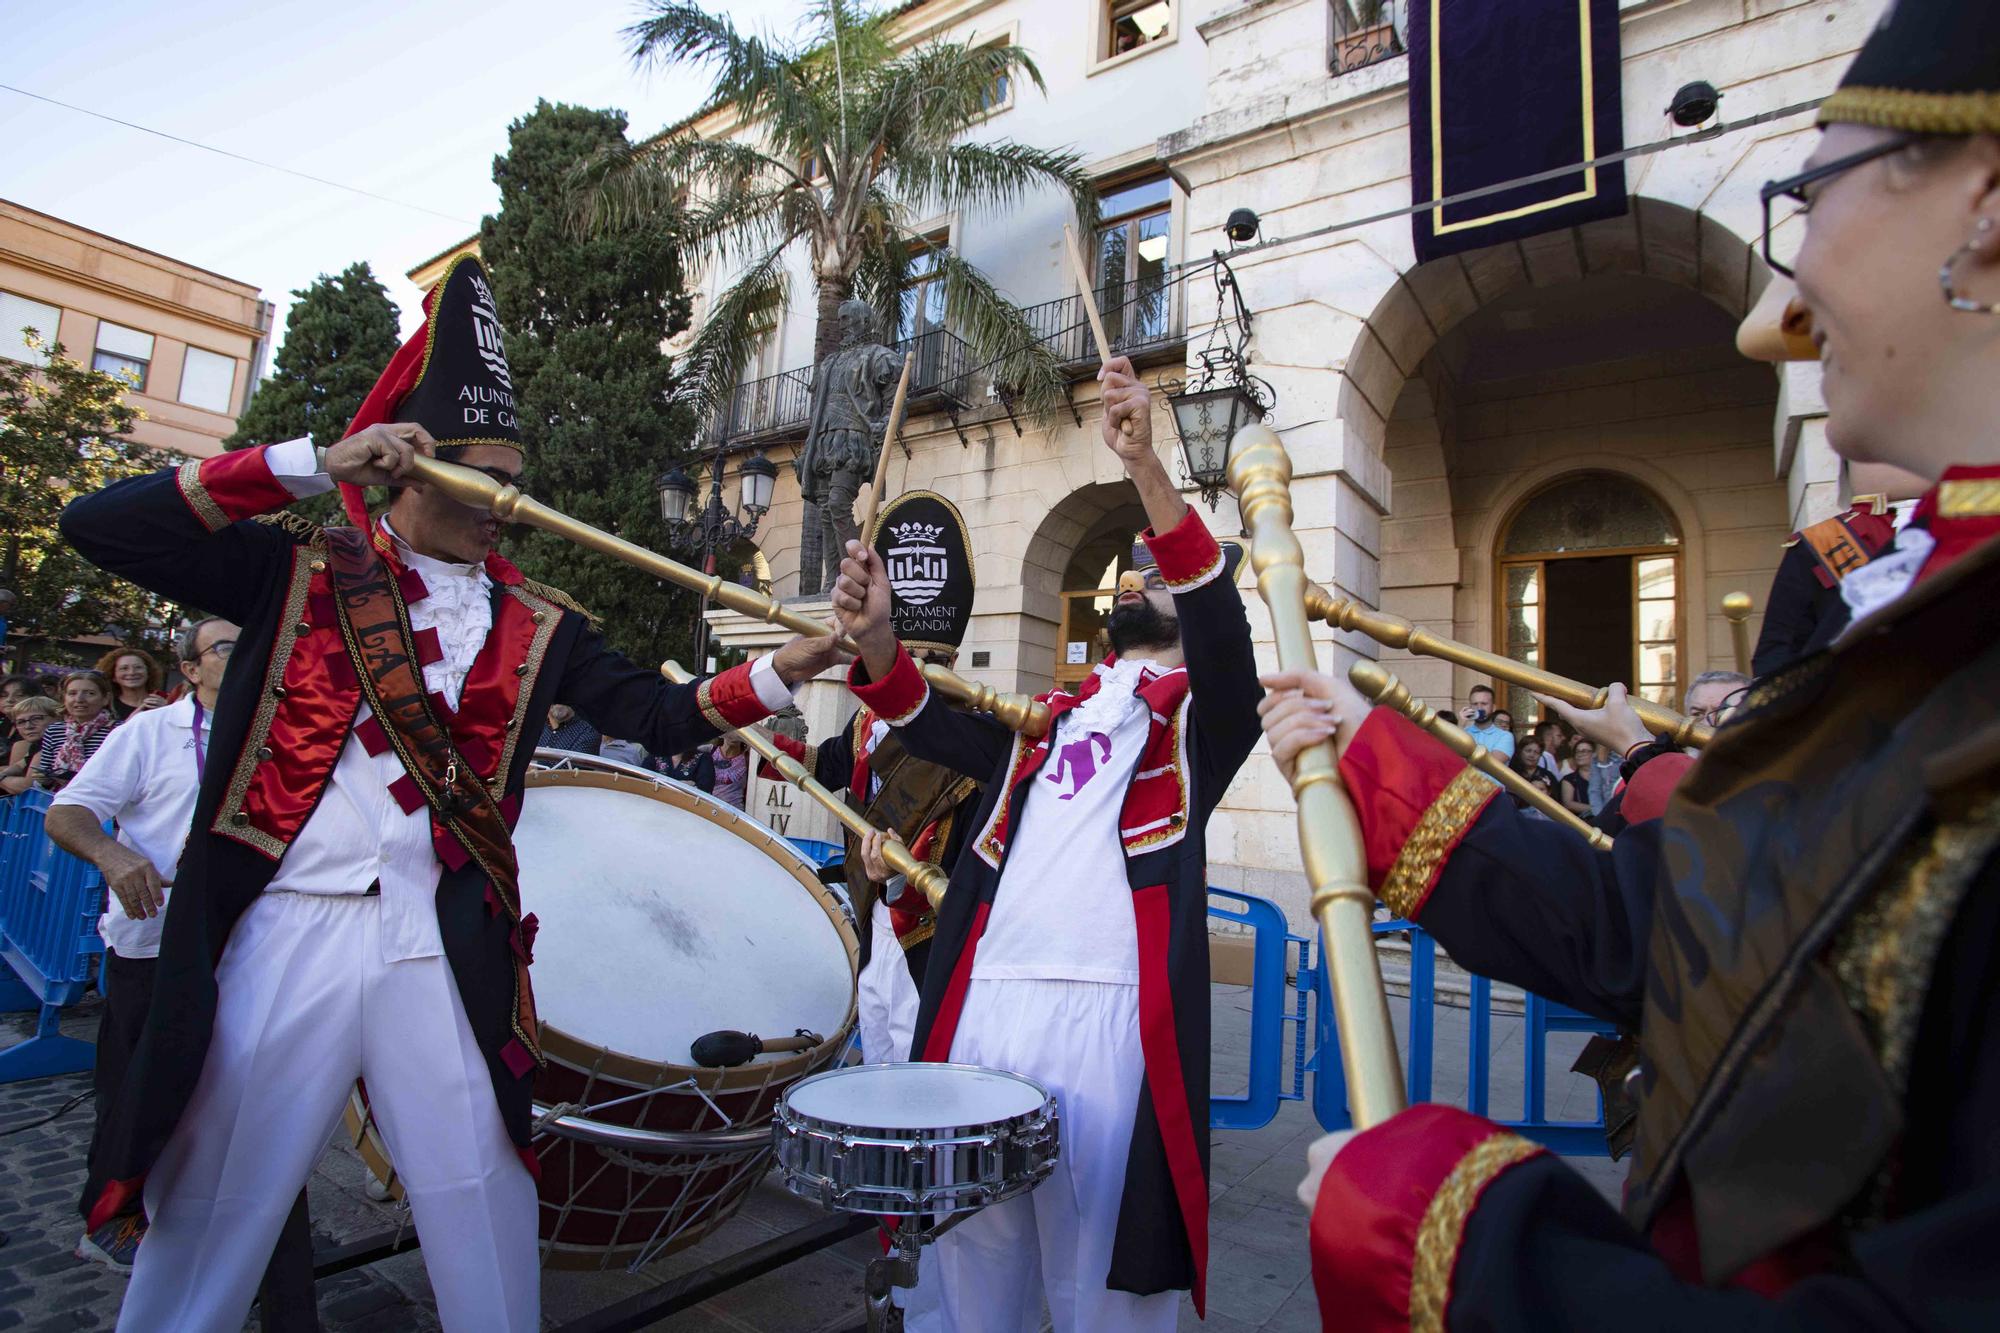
xmin=1913 ymin=463 xmax=2000 ymax=582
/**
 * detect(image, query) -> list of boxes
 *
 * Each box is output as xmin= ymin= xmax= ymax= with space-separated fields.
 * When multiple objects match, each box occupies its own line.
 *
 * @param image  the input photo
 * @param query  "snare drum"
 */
xmin=347 ymin=752 xmax=859 ymax=1269
xmin=774 ymin=1063 xmax=1059 ymax=1217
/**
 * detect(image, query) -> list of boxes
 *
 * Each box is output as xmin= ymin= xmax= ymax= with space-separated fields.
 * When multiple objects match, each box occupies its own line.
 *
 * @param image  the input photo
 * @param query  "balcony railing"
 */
xmin=704 ymin=262 xmax=1194 ymax=450
xmin=702 ymin=327 xmax=974 ymax=449
xmin=1329 ymin=1 xmax=1405 ymax=76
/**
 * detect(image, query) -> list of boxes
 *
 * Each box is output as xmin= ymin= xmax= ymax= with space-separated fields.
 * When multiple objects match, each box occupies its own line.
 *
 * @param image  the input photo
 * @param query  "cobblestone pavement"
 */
xmin=4 ymin=982 xmax=1623 ymax=1332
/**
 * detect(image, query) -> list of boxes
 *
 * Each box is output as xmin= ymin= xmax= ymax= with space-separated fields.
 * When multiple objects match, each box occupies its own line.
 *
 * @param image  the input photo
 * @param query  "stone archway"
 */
xmin=1019 ymin=480 xmax=1148 ymax=694
xmin=1339 ymin=198 xmax=1784 ymax=708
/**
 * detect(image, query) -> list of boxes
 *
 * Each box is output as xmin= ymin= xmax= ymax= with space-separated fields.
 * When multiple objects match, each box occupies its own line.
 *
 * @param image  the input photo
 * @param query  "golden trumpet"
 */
xmin=1349 ymin=662 xmax=1613 ymax=852
xmin=404 ymin=454 xmax=1050 ymax=737
xmin=1228 ymin=425 xmax=1407 ymax=1130
xmin=661 ymin=661 xmax=949 ymax=910
xmin=1302 ymin=587 xmax=1713 ymax=749
xmin=1721 ymin=591 xmax=1754 ymax=677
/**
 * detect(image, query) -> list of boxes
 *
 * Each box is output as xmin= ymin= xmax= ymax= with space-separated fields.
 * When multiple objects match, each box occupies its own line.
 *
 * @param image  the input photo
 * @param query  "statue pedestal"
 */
xmin=706 ymin=599 xmax=848 ymax=852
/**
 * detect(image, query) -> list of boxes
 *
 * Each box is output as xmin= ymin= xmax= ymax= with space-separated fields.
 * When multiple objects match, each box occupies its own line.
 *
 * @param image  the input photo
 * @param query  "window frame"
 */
xmin=966 ymin=24 xmax=1021 ymax=121
xmin=1091 ymin=171 xmax=1176 ymax=348
xmin=1090 ymin=0 xmax=1177 ymax=76
xmin=0 ymin=290 xmax=63 ymax=366
xmin=177 ymin=343 xmax=239 ymax=414
xmin=92 ymin=320 xmax=155 ymax=393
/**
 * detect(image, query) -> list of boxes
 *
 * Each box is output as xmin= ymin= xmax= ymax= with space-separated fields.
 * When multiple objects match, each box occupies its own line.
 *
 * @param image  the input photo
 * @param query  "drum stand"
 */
xmin=863 ymin=1213 xmax=969 ymax=1333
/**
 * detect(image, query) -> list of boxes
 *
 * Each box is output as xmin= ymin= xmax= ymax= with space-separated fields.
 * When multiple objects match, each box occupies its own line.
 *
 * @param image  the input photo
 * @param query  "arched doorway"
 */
xmin=1052 ymin=498 xmax=1148 ymax=690
xmin=1495 ymin=473 xmax=1682 ymax=723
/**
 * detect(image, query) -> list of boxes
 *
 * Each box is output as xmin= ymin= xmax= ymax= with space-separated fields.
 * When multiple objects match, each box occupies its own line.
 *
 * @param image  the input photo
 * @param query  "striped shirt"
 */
xmin=36 ymin=719 xmax=113 ymax=790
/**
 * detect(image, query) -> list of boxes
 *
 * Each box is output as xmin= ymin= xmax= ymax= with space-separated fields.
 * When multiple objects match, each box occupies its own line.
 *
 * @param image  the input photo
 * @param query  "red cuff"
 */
xmin=757 ymin=734 xmax=808 ymax=782
xmin=1621 ymin=751 xmax=1693 ymax=825
xmin=1142 ymin=505 xmax=1224 ymax=591
xmin=694 ymin=662 xmax=772 ymax=731
xmin=1310 ymin=1104 xmax=1544 ymax=1333
xmin=848 ymin=646 xmax=929 ymax=725
xmin=1337 ymin=710 xmax=1497 ymax=919
xmin=176 ymin=447 xmax=298 ymax=532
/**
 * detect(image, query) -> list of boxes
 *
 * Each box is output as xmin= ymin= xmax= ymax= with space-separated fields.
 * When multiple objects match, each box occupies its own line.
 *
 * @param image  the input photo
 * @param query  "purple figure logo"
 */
xmin=1045 ymin=732 xmax=1113 ymax=800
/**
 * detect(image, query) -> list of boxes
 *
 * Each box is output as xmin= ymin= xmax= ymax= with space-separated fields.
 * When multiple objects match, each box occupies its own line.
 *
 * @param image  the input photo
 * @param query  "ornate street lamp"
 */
xmin=657 ymin=448 xmax=779 ymax=665
xmin=1164 ymin=250 xmax=1272 ymax=510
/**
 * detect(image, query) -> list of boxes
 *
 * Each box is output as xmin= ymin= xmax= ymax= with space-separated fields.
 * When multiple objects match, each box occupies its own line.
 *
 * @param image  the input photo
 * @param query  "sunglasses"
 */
xmin=1759 ymin=136 xmax=1911 ymax=278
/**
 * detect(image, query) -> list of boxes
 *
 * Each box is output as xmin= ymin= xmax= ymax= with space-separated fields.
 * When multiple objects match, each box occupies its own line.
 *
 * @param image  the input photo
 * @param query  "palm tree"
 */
xmin=573 ymin=0 xmax=1099 ymax=424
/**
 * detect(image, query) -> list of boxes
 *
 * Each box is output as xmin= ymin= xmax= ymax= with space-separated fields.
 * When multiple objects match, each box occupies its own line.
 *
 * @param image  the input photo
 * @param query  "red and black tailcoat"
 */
xmin=62 ymin=445 xmax=780 ymax=1229
xmin=1305 ymin=476 xmax=2000 ymax=1331
xmin=848 ymin=507 xmax=1261 ymax=1314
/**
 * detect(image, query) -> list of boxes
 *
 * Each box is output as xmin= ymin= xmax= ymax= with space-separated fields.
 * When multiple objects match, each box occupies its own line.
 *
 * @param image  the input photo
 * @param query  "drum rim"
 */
xmin=776 ymin=1061 xmax=1057 ymax=1137
xmin=523 ymin=764 xmax=860 ymax=1094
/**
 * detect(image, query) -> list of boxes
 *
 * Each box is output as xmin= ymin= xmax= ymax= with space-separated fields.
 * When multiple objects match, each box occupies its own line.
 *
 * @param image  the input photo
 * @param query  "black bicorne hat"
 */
xmin=869 ymin=490 xmax=976 ymax=658
xmin=395 ymin=254 xmax=522 ymax=452
xmin=1820 ymin=0 xmax=2000 ymax=134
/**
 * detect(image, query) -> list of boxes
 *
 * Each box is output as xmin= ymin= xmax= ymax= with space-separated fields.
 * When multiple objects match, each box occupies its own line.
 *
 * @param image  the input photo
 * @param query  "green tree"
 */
xmin=0 ymin=335 xmax=176 ymax=661
xmin=225 ymin=262 xmax=401 ymax=451
xmin=576 ymin=0 xmax=1096 ymax=418
xmin=481 ymin=100 xmax=704 ymax=668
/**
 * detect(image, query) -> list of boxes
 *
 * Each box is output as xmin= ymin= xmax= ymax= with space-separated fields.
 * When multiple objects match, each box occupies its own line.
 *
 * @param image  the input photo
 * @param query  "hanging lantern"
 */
xmin=1167 ymin=382 xmax=1264 ymax=509
xmin=737 ymin=451 xmax=778 ymax=517
xmin=657 ymin=465 xmax=696 ymax=525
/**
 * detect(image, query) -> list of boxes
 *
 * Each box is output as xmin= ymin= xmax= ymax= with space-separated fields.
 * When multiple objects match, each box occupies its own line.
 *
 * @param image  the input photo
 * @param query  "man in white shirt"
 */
xmin=835 ymin=356 xmax=1262 ymax=1331
xmin=48 ymin=617 xmax=326 ymax=1318
xmin=60 ymin=256 xmax=836 ymax=1332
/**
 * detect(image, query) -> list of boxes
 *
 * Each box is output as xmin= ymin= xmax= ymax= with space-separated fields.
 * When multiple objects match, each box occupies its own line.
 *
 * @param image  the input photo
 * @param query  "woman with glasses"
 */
xmin=1267 ymin=5 xmax=2000 ymax=1328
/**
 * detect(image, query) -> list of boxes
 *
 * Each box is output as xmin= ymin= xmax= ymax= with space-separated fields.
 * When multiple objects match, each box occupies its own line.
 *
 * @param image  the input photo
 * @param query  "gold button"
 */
xmin=230 ymin=811 xmax=249 ymax=826
xmin=531 ymin=612 xmax=546 ymax=625
xmin=515 ymin=664 xmax=529 ymax=677
xmin=257 ymin=746 xmax=273 ymax=761
xmin=271 ymin=685 xmax=287 ymax=699
xmin=310 ymin=560 xmax=327 ymax=574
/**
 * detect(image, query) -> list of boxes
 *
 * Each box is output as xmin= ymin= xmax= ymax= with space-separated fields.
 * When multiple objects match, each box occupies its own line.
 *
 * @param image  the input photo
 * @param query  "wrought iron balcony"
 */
xmin=1017 ymin=261 xmax=1190 ymax=371
xmin=1330 ymin=1 xmax=1405 ymax=76
xmin=701 ymin=328 xmax=974 ymax=449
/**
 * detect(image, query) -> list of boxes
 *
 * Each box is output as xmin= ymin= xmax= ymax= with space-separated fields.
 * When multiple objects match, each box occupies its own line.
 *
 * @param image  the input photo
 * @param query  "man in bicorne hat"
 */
xmin=758 ymin=489 xmax=984 ymax=1071
xmin=830 ymin=356 xmax=1262 ymax=1331
xmin=1268 ymin=3 xmax=2000 ymax=1327
xmin=60 ymin=255 xmax=842 ymax=1331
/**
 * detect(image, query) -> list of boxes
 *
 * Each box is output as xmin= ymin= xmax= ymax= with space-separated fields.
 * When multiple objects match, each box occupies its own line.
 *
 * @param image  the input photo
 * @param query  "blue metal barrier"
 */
xmin=1298 ymin=915 xmax=1616 ymax=1156
xmin=1205 ymin=889 xmax=1290 ymax=1131
xmin=0 ymin=790 xmax=104 ymax=1081
xmin=785 ymin=837 xmax=845 ymax=871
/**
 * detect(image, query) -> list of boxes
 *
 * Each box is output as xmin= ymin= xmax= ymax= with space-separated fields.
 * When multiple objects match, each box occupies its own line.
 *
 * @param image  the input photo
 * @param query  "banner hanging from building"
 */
xmin=1408 ymin=0 xmax=1627 ymax=263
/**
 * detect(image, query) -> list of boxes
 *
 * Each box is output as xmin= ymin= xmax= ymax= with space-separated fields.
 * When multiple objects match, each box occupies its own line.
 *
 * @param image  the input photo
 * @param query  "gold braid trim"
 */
xmin=519 ymin=577 xmax=596 ymax=625
xmin=1820 ymin=87 xmax=2000 ymax=136
xmin=252 ymin=511 xmax=328 ymax=548
xmin=175 ymin=460 xmax=230 ymax=533
xmin=695 ymin=677 xmax=730 ymax=732
xmin=1410 ymin=1133 xmax=1543 ymax=1333
xmin=1381 ymin=767 xmax=1494 ymax=919
xmin=1937 ymin=478 xmax=2000 ymax=519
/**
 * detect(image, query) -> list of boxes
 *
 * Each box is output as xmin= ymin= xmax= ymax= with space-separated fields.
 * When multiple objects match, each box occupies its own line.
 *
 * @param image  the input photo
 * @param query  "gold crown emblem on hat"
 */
xmin=888 ymin=520 xmax=946 ymax=545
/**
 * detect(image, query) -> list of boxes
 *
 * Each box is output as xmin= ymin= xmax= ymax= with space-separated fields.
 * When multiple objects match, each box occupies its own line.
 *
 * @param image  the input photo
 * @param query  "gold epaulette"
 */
xmin=252 ymin=511 xmax=327 ymax=548
xmin=521 ymin=577 xmax=596 ymax=624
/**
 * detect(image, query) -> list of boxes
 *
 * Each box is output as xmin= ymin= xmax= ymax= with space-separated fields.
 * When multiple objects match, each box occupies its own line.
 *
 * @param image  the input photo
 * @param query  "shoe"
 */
xmin=76 ymin=1215 xmax=146 ymax=1275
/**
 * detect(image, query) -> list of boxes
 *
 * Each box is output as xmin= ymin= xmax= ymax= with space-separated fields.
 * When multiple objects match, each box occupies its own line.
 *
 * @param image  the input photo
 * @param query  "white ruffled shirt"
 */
xmin=1837 ymin=523 xmax=1936 ymax=634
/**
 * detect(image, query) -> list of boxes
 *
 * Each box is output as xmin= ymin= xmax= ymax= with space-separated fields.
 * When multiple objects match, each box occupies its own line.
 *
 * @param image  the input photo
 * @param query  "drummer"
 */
xmin=1269 ymin=5 xmax=2000 ymax=1327
xmin=831 ymin=356 xmax=1262 ymax=1331
xmin=59 ymin=256 xmax=848 ymax=1333
xmin=760 ymin=490 xmax=984 ymax=1071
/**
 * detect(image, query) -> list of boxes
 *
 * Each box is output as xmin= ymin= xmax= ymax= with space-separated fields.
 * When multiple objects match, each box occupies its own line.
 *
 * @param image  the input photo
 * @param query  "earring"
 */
xmin=1940 ymin=216 xmax=2000 ymax=314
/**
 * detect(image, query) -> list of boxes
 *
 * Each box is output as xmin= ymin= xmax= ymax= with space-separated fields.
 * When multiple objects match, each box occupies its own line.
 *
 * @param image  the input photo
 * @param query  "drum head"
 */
xmin=786 ymin=1063 xmax=1049 ymax=1130
xmin=519 ymin=770 xmax=855 ymax=1069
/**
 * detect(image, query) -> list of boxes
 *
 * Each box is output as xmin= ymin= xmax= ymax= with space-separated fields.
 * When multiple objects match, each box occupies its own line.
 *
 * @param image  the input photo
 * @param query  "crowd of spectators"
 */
xmin=535 ymin=705 xmax=749 ymax=810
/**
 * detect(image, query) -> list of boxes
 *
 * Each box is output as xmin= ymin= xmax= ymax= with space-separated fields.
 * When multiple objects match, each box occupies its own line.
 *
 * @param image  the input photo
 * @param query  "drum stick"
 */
xmin=858 ymin=350 xmax=915 ymax=544
xmin=661 ymin=660 xmax=949 ymax=910
xmin=1062 ymin=224 xmax=1134 ymax=441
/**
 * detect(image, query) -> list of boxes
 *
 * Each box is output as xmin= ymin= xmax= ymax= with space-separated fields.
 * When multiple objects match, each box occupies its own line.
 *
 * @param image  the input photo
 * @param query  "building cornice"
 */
xmin=0 ymin=248 xmax=267 ymax=342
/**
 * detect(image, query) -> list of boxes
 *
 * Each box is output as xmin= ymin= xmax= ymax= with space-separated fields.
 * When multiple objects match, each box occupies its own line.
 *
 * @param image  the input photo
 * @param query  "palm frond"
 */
xmin=626 ymin=1 xmax=838 ymax=160
xmin=893 ymin=141 xmax=1097 ymax=234
xmin=931 ymin=251 xmax=1068 ymax=421
xmin=673 ymin=244 xmax=792 ymax=424
xmin=861 ymin=41 xmax=1047 ymax=156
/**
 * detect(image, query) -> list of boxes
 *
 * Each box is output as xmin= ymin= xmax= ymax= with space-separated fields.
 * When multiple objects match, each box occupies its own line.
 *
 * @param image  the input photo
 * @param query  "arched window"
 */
xmin=1497 ymin=474 xmax=1681 ymax=721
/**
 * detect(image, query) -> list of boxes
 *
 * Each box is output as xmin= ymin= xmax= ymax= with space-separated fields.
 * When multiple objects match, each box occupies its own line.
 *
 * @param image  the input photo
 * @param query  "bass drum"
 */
xmin=346 ymin=750 xmax=859 ymax=1270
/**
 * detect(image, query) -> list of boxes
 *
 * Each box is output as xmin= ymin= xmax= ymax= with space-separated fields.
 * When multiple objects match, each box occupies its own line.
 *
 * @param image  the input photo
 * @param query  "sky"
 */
xmin=3 ymin=0 xmax=804 ymax=346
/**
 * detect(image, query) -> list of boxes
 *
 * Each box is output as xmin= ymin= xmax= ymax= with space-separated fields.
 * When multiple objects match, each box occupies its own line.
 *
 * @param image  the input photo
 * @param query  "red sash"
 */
xmin=324 ymin=527 xmax=542 ymax=1065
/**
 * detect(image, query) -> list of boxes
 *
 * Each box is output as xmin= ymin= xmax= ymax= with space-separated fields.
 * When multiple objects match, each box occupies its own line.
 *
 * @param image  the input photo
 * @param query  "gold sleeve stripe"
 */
xmin=695 ymin=678 xmax=730 ymax=732
xmin=1380 ymin=766 xmax=1493 ymax=919
xmin=1409 ymin=1132 xmax=1543 ymax=1333
xmin=176 ymin=460 xmax=231 ymax=533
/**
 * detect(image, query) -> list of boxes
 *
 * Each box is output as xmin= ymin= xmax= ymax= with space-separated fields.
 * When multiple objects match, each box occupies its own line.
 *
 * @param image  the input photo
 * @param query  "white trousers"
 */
xmin=119 ymin=892 xmax=539 ymax=1333
xmin=857 ymin=907 xmax=921 ymax=1065
xmin=927 ymin=978 xmax=1179 ymax=1333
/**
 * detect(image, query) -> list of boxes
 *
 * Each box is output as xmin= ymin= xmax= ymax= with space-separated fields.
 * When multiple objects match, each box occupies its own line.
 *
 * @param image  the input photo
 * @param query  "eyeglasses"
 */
xmin=193 ymin=639 xmax=237 ymax=662
xmin=1694 ymin=685 xmax=1752 ymax=728
xmin=1759 ymin=137 xmax=1910 ymax=278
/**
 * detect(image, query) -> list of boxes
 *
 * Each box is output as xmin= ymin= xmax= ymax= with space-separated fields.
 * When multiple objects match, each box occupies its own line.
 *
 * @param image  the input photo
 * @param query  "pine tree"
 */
xmin=0 ymin=335 xmax=177 ymax=662
xmin=481 ymin=100 xmax=703 ymax=668
xmin=226 ymin=262 xmax=401 ymax=451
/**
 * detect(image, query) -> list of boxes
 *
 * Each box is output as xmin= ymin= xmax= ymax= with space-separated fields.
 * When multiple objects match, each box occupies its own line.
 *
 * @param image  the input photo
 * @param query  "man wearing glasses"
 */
xmin=46 ymin=617 xmax=321 ymax=1324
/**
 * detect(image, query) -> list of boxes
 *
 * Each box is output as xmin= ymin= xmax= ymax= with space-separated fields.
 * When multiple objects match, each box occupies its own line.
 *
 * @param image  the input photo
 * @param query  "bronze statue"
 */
xmin=796 ymin=300 xmax=902 ymax=594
